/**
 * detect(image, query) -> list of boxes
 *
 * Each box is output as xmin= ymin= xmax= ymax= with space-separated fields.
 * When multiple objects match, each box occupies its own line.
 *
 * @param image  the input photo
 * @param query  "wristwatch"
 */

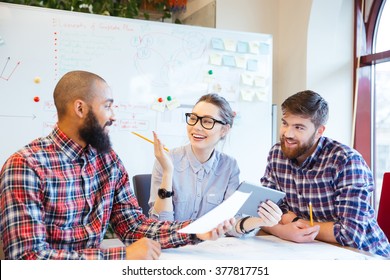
xmin=158 ymin=188 xmax=174 ymax=199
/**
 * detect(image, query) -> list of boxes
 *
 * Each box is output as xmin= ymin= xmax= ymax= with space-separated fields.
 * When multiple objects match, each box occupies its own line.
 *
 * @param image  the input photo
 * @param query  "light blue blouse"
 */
xmin=149 ymin=144 xmax=240 ymax=222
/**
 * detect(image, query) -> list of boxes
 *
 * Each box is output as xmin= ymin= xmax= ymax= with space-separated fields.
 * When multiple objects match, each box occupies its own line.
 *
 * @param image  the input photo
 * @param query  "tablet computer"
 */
xmin=237 ymin=181 xmax=286 ymax=216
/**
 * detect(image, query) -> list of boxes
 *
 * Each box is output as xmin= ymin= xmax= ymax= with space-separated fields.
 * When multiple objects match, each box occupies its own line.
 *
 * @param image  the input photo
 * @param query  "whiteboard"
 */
xmin=0 ymin=3 xmax=273 ymax=183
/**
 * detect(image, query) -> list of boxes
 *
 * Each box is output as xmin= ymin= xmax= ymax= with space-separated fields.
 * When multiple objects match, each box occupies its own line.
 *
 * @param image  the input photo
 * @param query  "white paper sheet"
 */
xmin=177 ymin=191 xmax=251 ymax=234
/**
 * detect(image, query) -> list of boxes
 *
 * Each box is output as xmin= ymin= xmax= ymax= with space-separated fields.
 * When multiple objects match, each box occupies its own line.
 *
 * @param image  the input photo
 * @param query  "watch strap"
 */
xmin=292 ymin=216 xmax=301 ymax=222
xmin=158 ymin=188 xmax=174 ymax=199
xmin=239 ymin=216 xmax=255 ymax=234
xmin=189 ymin=233 xmax=203 ymax=245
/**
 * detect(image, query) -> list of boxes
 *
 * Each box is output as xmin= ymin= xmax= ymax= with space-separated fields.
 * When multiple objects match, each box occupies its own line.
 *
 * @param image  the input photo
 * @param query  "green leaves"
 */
xmin=2 ymin=0 xmax=173 ymax=20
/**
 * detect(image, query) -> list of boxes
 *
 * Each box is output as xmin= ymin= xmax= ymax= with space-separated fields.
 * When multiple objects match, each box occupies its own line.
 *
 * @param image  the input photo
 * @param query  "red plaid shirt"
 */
xmin=0 ymin=126 xmax=194 ymax=259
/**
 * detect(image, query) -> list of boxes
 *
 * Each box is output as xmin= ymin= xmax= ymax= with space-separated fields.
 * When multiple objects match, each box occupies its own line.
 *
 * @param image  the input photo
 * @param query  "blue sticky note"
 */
xmin=247 ymin=59 xmax=258 ymax=71
xmin=211 ymin=38 xmax=225 ymax=50
xmin=222 ymin=55 xmax=236 ymax=67
xmin=259 ymin=43 xmax=270 ymax=54
xmin=236 ymin=41 xmax=249 ymax=53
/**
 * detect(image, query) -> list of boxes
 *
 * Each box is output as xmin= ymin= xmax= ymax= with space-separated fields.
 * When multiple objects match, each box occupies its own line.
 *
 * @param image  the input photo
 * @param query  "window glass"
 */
xmin=374 ymin=1 xmax=390 ymax=206
xmin=374 ymin=61 xmax=390 ymax=207
xmin=374 ymin=3 xmax=390 ymax=209
xmin=375 ymin=1 xmax=390 ymax=52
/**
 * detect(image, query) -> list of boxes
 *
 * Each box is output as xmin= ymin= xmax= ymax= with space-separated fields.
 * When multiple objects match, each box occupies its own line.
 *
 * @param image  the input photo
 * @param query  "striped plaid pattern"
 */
xmin=261 ymin=136 xmax=390 ymax=257
xmin=0 ymin=126 xmax=192 ymax=260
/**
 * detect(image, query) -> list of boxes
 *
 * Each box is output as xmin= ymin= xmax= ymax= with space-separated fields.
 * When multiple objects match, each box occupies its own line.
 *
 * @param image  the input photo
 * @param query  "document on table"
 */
xmin=178 ymin=191 xmax=251 ymax=234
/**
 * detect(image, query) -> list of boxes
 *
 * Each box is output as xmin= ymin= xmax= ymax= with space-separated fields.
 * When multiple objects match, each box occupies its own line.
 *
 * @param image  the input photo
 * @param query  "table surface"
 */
xmin=159 ymin=235 xmax=381 ymax=260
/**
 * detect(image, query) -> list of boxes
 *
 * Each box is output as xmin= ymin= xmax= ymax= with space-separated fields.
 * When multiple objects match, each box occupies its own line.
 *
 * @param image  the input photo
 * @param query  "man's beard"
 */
xmin=79 ymin=110 xmax=112 ymax=154
xmin=280 ymin=132 xmax=316 ymax=160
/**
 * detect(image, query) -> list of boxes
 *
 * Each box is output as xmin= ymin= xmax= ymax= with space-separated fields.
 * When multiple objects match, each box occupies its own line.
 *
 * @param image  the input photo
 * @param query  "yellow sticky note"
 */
xmin=241 ymin=73 xmax=253 ymax=86
xmin=235 ymin=56 xmax=246 ymax=68
xmin=223 ymin=39 xmax=236 ymax=52
xmin=166 ymin=98 xmax=180 ymax=110
xmin=240 ymin=89 xmax=254 ymax=101
xmin=254 ymin=76 xmax=266 ymax=87
xmin=255 ymin=90 xmax=268 ymax=102
xmin=203 ymin=74 xmax=214 ymax=83
xmin=249 ymin=41 xmax=260 ymax=54
xmin=151 ymin=101 xmax=166 ymax=112
xmin=209 ymin=53 xmax=222 ymax=66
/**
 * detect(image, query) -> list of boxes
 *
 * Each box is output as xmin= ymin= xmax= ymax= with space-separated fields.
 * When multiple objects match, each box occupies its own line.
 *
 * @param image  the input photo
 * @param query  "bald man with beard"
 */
xmin=0 ymin=70 xmax=234 ymax=260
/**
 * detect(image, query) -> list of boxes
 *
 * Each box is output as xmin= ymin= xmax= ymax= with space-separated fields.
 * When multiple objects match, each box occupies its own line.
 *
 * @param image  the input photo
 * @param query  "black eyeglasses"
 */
xmin=185 ymin=113 xmax=226 ymax=130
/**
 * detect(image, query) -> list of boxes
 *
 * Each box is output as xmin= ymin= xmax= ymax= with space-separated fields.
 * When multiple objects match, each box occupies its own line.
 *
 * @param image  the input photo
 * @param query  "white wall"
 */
xmin=216 ymin=0 xmax=353 ymax=145
xmin=216 ymin=0 xmax=279 ymax=102
xmin=307 ymin=0 xmax=353 ymax=145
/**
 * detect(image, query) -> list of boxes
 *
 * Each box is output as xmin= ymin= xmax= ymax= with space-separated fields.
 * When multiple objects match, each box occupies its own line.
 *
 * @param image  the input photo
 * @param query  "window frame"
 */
xmin=354 ymin=0 xmax=390 ymax=204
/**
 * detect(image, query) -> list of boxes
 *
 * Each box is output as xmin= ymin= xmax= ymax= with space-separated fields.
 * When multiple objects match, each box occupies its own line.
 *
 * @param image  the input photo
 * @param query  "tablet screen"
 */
xmin=237 ymin=181 xmax=286 ymax=216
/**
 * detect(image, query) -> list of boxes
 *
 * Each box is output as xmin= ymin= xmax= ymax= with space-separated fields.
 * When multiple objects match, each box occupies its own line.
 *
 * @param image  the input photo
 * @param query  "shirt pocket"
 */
xmin=206 ymin=193 xmax=224 ymax=206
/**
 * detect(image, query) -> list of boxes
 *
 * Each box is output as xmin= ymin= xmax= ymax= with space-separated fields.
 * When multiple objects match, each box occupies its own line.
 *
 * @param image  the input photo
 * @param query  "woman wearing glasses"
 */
xmin=148 ymin=93 xmax=282 ymax=236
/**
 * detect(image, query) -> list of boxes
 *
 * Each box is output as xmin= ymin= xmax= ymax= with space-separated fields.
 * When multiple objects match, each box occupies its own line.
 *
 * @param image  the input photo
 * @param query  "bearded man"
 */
xmin=260 ymin=90 xmax=390 ymax=257
xmin=0 ymin=70 xmax=234 ymax=260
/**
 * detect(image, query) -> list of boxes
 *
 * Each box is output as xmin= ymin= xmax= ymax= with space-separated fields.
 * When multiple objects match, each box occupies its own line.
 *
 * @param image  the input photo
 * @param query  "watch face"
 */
xmin=158 ymin=188 xmax=174 ymax=199
xmin=158 ymin=188 xmax=167 ymax=199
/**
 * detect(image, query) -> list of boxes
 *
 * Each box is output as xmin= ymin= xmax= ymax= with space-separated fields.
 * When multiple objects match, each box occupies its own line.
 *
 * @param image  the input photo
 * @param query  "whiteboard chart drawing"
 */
xmin=0 ymin=3 xmax=273 ymax=183
xmin=1 ymin=57 xmax=20 ymax=81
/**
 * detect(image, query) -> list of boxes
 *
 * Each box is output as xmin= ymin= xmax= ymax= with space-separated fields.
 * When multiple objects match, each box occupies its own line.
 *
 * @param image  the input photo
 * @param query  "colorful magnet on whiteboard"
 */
xmin=33 ymin=96 xmax=40 ymax=102
xmin=208 ymin=70 xmax=213 ymax=75
xmin=34 ymin=76 xmax=41 ymax=84
xmin=158 ymin=97 xmax=164 ymax=103
xmin=166 ymin=96 xmax=172 ymax=101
